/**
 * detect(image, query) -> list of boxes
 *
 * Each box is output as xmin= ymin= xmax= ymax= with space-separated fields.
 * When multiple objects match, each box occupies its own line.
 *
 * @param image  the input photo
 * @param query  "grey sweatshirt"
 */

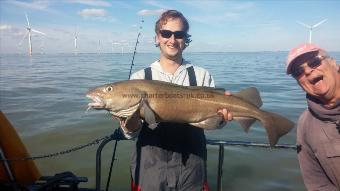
xmin=297 ymin=95 xmax=340 ymax=191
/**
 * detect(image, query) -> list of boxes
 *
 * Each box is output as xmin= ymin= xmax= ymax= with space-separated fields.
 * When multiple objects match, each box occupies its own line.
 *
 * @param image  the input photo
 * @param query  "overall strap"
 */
xmin=144 ymin=66 xmax=197 ymax=86
xmin=144 ymin=67 xmax=152 ymax=80
xmin=187 ymin=66 xmax=197 ymax=86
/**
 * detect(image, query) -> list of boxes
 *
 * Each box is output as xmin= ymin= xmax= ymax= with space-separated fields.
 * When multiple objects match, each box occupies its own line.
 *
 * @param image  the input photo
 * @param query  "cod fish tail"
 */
xmin=260 ymin=111 xmax=295 ymax=146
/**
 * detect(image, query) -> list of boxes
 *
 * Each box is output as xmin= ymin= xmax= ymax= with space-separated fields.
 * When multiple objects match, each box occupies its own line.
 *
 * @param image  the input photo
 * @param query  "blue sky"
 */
xmin=1 ymin=0 xmax=339 ymax=54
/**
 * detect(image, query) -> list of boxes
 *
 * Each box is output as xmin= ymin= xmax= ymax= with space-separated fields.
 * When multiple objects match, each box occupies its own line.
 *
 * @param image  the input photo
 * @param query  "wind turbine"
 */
xmin=19 ymin=13 xmax=46 ymax=56
xmin=74 ymin=28 xmax=78 ymax=55
xmin=296 ymin=19 xmax=327 ymax=44
xmin=112 ymin=42 xmax=125 ymax=55
xmin=97 ymin=40 xmax=101 ymax=54
xmin=111 ymin=41 xmax=117 ymax=53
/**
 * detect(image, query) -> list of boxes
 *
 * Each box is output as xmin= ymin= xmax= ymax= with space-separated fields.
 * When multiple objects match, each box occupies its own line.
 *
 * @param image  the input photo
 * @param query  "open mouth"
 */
xmin=311 ymin=76 xmax=323 ymax=85
xmin=86 ymin=95 xmax=105 ymax=109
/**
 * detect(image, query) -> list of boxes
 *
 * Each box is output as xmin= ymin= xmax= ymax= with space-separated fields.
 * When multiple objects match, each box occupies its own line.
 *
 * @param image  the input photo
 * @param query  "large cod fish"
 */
xmin=86 ymin=80 xmax=294 ymax=146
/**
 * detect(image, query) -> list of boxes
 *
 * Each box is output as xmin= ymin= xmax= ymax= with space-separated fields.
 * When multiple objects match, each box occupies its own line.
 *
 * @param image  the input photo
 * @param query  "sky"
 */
xmin=0 ymin=0 xmax=339 ymax=54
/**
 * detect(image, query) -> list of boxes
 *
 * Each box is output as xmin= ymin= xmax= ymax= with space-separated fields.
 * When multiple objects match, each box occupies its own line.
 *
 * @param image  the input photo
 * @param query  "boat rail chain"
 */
xmin=0 ymin=130 xmax=296 ymax=162
xmin=0 ymin=135 xmax=110 ymax=161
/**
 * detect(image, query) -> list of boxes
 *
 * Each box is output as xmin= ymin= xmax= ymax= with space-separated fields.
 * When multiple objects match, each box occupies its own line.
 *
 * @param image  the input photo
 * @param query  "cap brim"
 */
xmin=286 ymin=49 xmax=320 ymax=75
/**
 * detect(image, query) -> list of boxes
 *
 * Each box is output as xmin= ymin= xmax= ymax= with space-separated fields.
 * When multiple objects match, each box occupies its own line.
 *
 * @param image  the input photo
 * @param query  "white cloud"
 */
xmin=77 ymin=8 xmax=116 ymax=23
xmin=0 ymin=24 xmax=12 ymax=30
xmin=0 ymin=24 xmax=25 ymax=37
xmin=78 ymin=8 xmax=108 ymax=17
xmin=137 ymin=9 xmax=165 ymax=16
xmin=67 ymin=0 xmax=111 ymax=7
xmin=8 ymin=0 xmax=52 ymax=10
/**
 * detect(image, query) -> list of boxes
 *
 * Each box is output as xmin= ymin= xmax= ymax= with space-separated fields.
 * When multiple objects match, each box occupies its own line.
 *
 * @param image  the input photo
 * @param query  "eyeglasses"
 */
xmin=291 ymin=55 xmax=328 ymax=78
xmin=159 ymin=30 xmax=187 ymax=39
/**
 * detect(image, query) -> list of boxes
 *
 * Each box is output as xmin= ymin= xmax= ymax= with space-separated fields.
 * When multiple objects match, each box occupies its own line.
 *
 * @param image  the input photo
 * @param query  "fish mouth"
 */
xmin=86 ymin=95 xmax=105 ymax=109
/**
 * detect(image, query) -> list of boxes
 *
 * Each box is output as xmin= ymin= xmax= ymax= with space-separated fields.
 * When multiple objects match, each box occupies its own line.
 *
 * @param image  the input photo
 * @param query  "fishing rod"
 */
xmin=98 ymin=19 xmax=144 ymax=191
xmin=128 ymin=19 xmax=144 ymax=79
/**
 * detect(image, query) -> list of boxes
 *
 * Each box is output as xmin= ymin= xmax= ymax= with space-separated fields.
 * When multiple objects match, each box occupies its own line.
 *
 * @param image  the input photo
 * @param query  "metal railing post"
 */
xmin=95 ymin=129 xmax=126 ymax=191
xmin=217 ymin=144 xmax=224 ymax=191
xmin=96 ymin=136 xmax=113 ymax=191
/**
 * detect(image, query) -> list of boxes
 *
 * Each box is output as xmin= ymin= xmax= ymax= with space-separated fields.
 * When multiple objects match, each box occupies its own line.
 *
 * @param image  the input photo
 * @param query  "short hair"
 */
xmin=155 ymin=10 xmax=192 ymax=47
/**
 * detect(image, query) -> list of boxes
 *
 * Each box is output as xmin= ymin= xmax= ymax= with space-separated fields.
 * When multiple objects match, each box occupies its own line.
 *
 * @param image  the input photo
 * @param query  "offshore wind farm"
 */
xmin=13 ymin=15 xmax=331 ymax=57
xmin=1 ymin=1 xmax=339 ymax=55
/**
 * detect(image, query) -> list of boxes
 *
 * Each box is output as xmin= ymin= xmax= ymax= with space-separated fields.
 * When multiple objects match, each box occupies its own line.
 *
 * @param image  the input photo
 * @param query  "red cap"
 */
xmin=286 ymin=43 xmax=324 ymax=74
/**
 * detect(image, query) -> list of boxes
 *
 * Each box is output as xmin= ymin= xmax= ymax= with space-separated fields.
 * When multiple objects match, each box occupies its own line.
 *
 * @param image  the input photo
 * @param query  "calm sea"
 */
xmin=1 ymin=52 xmax=339 ymax=190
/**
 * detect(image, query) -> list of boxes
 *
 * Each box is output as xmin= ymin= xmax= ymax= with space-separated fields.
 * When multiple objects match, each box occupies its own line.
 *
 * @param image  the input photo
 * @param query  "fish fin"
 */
xmin=260 ymin=111 xmax=295 ymax=146
xmin=234 ymin=117 xmax=256 ymax=132
xmin=190 ymin=116 xmax=225 ymax=129
xmin=234 ymin=87 xmax=262 ymax=107
xmin=141 ymin=100 xmax=159 ymax=130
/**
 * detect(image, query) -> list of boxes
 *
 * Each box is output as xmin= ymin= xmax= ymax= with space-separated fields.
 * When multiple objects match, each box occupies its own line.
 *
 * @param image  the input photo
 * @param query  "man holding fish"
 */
xmin=122 ymin=10 xmax=231 ymax=191
xmin=87 ymin=10 xmax=294 ymax=191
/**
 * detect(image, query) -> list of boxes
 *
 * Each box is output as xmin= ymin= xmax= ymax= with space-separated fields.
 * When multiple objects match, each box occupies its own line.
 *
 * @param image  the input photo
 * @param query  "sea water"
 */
xmin=1 ymin=52 xmax=339 ymax=190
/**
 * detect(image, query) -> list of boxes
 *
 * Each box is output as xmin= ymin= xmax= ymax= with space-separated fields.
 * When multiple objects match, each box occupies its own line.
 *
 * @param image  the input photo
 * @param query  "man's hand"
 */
xmin=114 ymin=111 xmax=142 ymax=133
xmin=218 ymin=91 xmax=233 ymax=121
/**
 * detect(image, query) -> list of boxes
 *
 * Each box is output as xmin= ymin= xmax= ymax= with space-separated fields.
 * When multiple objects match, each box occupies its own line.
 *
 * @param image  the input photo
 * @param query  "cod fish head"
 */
xmin=86 ymin=82 xmax=142 ymax=115
xmin=87 ymin=84 xmax=116 ymax=110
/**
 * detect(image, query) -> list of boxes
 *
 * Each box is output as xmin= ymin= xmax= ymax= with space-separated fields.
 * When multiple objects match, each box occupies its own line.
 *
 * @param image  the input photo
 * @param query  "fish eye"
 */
xmin=105 ymin=86 xmax=113 ymax=92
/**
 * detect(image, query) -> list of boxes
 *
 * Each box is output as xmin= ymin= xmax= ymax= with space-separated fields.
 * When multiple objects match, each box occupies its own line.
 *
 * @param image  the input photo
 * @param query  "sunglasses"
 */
xmin=291 ymin=55 xmax=328 ymax=78
xmin=159 ymin=30 xmax=187 ymax=39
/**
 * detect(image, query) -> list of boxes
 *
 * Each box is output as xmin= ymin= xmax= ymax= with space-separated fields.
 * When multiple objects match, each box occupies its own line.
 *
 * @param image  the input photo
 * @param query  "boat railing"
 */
xmin=95 ymin=129 xmax=297 ymax=191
